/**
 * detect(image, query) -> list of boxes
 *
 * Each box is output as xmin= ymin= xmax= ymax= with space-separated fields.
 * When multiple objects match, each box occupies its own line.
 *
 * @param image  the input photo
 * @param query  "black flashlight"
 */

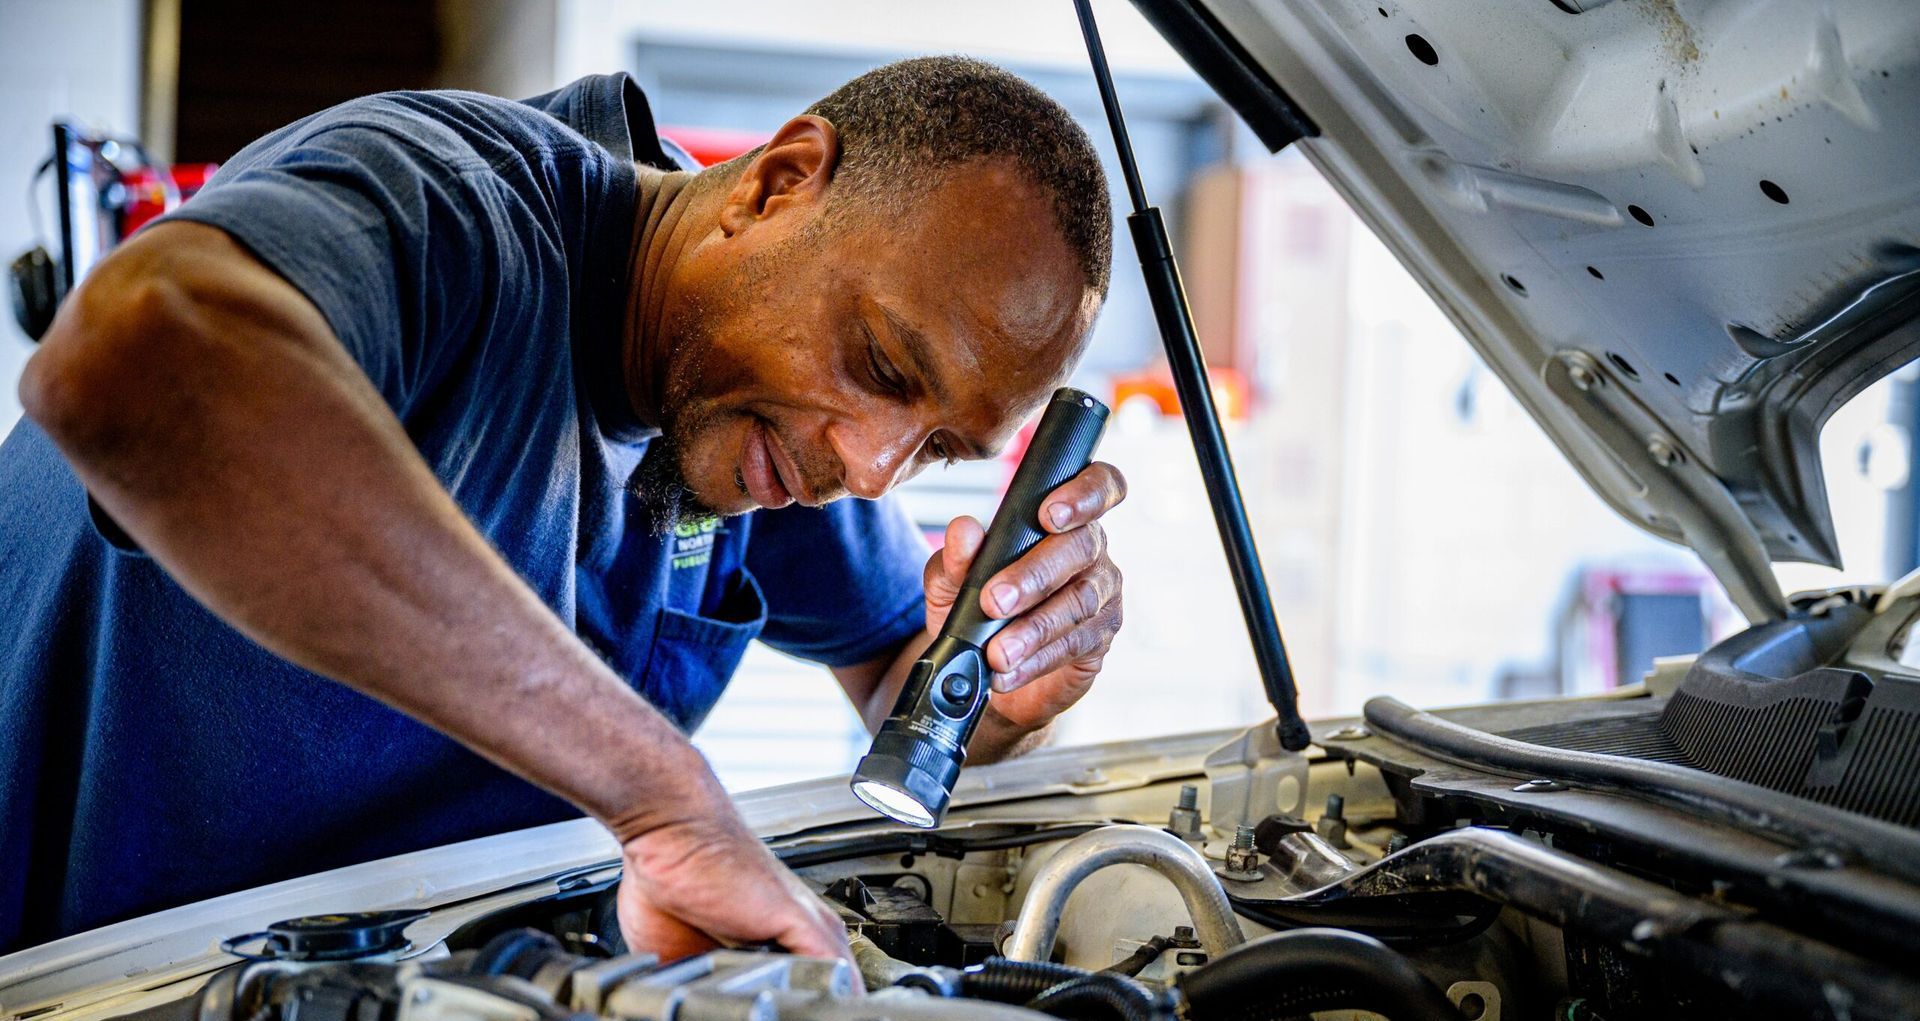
xmin=851 ymin=387 xmax=1110 ymax=828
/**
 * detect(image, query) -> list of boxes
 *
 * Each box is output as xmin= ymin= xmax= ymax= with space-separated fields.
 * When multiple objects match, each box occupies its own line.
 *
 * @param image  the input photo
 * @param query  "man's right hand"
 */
xmin=616 ymin=811 xmax=855 ymax=973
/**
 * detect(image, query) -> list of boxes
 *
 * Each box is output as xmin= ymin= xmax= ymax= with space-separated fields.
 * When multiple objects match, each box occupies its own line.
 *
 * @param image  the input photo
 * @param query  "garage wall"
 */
xmin=0 ymin=0 xmax=144 ymax=437
xmin=552 ymin=0 xmax=1191 ymax=84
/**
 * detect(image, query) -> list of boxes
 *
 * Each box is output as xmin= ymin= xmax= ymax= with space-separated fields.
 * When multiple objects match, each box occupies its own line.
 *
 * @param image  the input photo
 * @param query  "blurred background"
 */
xmin=4 ymin=0 xmax=1914 ymax=790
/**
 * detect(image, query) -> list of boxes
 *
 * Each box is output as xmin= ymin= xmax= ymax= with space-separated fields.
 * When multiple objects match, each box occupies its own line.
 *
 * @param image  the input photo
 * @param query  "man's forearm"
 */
xmin=22 ymin=224 xmax=715 ymax=837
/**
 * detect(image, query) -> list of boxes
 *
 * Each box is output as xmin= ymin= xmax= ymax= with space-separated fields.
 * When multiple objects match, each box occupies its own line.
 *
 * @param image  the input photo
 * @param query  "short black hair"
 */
xmin=803 ymin=56 xmax=1112 ymax=298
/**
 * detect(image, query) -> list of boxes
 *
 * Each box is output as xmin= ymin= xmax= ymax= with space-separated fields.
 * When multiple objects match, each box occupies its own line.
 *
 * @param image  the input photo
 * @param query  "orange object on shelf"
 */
xmin=1112 ymin=365 xmax=1249 ymax=420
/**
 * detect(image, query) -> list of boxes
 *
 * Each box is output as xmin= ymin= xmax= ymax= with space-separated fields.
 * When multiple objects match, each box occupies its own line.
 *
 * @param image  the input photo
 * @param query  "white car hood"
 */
xmin=1135 ymin=0 xmax=1920 ymax=620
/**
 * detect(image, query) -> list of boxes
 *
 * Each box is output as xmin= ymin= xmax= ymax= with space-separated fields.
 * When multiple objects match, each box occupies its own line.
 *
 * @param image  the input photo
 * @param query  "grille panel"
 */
xmin=1494 ymin=697 xmax=1920 ymax=830
xmin=1662 ymin=691 xmax=1829 ymax=792
xmin=1815 ymin=707 xmax=1920 ymax=826
xmin=1502 ymin=711 xmax=1691 ymax=765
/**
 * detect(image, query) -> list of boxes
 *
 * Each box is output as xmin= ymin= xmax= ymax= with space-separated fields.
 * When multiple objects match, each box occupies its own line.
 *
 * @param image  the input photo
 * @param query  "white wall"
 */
xmin=553 ymin=0 xmax=1189 ymax=84
xmin=0 ymin=0 xmax=144 ymax=436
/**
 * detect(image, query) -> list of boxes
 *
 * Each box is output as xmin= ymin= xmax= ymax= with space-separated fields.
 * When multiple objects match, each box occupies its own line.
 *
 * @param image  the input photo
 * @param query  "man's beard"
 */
xmin=630 ymin=310 xmax=731 ymax=535
xmin=629 ymin=225 xmax=821 ymax=534
xmin=632 ymin=423 xmax=725 ymax=535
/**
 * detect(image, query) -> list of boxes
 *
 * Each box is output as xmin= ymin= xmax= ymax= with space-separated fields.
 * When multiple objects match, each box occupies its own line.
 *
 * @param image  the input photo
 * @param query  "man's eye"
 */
xmin=928 ymin=436 xmax=958 ymax=466
xmin=865 ymin=339 xmax=907 ymax=396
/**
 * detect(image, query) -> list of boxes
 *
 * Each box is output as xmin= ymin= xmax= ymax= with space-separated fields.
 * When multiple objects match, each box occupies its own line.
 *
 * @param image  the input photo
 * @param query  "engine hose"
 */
xmin=1177 ymin=928 xmax=1456 ymax=1021
xmin=956 ymin=958 xmax=1169 ymax=1021
xmin=958 ymin=958 xmax=1093 ymax=1003
xmin=1026 ymin=974 xmax=1173 ymax=1021
xmin=1100 ymin=936 xmax=1169 ymax=977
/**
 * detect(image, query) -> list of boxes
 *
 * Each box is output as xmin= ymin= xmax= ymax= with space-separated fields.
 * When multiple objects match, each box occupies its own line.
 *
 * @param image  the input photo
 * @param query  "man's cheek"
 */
xmin=671 ymin=418 xmax=730 ymax=498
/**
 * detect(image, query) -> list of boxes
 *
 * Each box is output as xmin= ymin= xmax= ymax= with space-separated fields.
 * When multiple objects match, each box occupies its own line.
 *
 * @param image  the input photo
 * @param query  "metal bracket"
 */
xmin=1202 ymin=721 xmax=1310 ymax=838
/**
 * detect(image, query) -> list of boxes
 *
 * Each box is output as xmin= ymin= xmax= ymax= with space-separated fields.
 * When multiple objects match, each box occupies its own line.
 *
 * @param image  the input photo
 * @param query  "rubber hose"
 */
xmin=470 ymin=928 xmax=567 ymax=979
xmin=960 ymin=958 xmax=1093 ymax=1003
xmin=1026 ymin=974 xmax=1170 ymax=1021
xmin=1177 ymin=928 xmax=1456 ymax=1021
xmin=1100 ymin=936 xmax=1169 ymax=977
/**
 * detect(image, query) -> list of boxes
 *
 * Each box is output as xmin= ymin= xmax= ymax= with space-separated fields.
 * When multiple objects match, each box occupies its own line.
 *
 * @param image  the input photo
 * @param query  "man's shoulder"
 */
xmin=231 ymin=89 xmax=611 ymax=178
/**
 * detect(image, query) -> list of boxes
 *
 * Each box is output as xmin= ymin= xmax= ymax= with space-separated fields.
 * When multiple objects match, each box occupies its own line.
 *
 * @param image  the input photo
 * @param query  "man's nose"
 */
xmin=828 ymin=420 xmax=923 ymax=501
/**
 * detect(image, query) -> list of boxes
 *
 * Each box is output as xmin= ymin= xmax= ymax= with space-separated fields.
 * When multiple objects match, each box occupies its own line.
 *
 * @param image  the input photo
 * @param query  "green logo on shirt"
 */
xmin=671 ymin=516 xmax=719 ymax=570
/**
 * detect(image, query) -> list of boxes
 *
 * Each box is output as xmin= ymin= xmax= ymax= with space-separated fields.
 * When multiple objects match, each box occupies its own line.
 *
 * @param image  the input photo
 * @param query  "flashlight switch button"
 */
xmin=940 ymin=674 xmax=974 ymax=703
xmin=927 ymin=648 xmax=984 ymax=719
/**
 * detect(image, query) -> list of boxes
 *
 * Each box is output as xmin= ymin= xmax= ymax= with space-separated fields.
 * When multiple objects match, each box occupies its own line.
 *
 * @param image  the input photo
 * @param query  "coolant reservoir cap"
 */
xmin=223 ymin=909 xmax=427 ymax=962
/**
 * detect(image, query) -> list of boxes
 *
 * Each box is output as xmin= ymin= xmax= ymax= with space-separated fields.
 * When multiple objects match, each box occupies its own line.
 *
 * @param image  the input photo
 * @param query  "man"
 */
xmin=0 ymin=57 xmax=1125 ymax=962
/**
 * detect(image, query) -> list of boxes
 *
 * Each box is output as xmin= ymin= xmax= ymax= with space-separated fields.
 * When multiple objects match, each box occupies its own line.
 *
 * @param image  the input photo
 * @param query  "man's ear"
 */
xmin=717 ymin=115 xmax=839 ymax=237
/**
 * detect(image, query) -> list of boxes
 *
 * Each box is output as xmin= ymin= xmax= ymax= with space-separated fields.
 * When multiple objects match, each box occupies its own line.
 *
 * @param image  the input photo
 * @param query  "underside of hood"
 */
xmin=1134 ymin=0 xmax=1920 ymax=621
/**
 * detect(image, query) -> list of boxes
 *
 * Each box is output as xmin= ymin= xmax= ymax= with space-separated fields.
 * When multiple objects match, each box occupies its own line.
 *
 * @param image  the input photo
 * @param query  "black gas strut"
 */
xmin=1072 ymin=0 xmax=1311 ymax=751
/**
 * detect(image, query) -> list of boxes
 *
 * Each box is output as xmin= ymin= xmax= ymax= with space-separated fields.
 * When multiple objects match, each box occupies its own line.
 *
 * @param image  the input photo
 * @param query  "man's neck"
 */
xmin=623 ymin=165 xmax=704 ymax=430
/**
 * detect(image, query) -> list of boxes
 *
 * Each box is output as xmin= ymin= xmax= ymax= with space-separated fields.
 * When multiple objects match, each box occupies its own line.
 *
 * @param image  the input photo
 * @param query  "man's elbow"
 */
xmin=19 ymin=254 xmax=197 ymax=456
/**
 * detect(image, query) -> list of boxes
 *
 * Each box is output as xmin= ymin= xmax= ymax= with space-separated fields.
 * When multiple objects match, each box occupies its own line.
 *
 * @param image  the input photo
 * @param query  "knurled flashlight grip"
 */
xmin=850 ymin=387 xmax=1110 ymax=828
xmin=944 ymin=388 xmax=1113 ymax=649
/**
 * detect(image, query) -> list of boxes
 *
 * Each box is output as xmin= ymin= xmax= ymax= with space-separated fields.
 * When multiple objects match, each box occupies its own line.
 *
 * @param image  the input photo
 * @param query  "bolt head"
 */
xmin=1647 ymin=439 xmax=1680 ymax=466
xmin=1569 ymin=364 xmax=1598 ymax=390
xmin=1217 ymin=860 xmax=1261 ymax=881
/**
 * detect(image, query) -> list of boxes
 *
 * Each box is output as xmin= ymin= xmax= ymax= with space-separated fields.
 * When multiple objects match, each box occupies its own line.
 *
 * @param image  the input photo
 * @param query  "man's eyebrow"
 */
xmin=878 ymin=304 xmax=952 ymax=404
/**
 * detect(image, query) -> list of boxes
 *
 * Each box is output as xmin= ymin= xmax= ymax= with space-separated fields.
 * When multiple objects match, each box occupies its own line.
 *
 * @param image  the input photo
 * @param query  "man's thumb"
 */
xmin=923 ymin=517 xmax=984 ymax=635
xmin=941 ymin=516 xmax=984 ymax=577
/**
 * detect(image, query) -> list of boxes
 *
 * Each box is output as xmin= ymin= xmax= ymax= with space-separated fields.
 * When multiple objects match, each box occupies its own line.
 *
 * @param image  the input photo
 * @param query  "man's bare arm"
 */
xmin=22 ymin=222 xmax=702 ymax=830
xmin=21 ymin=223 xmax=852 ymax=963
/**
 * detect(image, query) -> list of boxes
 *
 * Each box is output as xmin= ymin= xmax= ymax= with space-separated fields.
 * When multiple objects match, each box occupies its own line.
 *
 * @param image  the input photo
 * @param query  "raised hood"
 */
xmin=1133 ymin=0 xmax=1920 ymax=621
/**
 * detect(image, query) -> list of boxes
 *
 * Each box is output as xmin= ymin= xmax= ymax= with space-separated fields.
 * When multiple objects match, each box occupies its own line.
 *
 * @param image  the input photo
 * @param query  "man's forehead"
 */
xmin=868 ymin=177 xmax=1086 ymax=347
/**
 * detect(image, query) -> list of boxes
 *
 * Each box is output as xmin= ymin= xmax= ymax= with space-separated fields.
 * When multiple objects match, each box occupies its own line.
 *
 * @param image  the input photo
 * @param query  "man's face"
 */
xmin=648 ymin=157 xmax=1095 ymax=520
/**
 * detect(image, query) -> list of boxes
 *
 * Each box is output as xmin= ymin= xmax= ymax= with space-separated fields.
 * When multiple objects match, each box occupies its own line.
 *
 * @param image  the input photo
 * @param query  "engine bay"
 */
xmin=174 ymin=685 xmax=1920 ymax=1021
xmin=191 ymin=812 xmax=1492 ymax=1021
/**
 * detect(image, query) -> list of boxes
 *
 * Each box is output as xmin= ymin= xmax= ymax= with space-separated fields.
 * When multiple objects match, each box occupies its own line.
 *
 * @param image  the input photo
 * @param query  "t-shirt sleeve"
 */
xmin=746 ymin=495 xmax=932 ymax=667
xmin=158 ymin=114 xmax=494 ymax=411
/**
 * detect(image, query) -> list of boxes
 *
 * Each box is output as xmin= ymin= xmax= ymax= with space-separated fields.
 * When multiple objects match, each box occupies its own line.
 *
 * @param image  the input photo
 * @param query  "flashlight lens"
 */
xmin=851 ymin=779 xmax=937 ymax=828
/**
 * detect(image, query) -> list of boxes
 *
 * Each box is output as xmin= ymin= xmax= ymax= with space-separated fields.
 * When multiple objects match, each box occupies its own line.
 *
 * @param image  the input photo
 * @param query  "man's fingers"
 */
xmin=993 ymin=631 xmax=1108 ymax=703
xmin=777 ymin=913 xmax=849 ymax=960
xmin=777 ymin=897 xmax=862 ymax=991
xmin=1037 ymin=462 xmax=1126 ymax=533
xmin=985 ymin=564 xmax=1119 ymax=674
xmin=980 ymin=522 xmax=1106 ymax=620
xmin=993 ymin=590 xmax=1122 ymax=691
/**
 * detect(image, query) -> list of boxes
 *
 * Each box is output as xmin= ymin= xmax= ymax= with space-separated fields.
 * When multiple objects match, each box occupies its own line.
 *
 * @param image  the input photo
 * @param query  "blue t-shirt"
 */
xmin=0 ymin=74 xmax=929 ymax=951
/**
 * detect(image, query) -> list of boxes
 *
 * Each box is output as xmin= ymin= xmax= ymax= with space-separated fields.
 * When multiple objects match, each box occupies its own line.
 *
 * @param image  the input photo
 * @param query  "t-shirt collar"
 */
xmin=522 ymin=71 xmax=691 ymax=172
